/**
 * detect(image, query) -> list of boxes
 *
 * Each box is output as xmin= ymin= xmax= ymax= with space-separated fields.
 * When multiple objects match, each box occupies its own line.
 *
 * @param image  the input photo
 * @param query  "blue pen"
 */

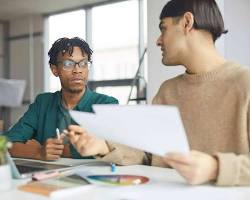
xmin=111 ymin=163 xmax=116 ymax=173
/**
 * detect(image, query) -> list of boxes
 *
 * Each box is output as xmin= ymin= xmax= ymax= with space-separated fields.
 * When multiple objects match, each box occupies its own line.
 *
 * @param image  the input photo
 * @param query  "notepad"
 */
xmin=18 ymin=174 xmax=93 ymax=197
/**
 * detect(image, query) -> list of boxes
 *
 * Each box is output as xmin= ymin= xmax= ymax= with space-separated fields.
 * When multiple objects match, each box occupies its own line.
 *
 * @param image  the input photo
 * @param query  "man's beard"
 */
xmin=66 ymin=88 xmax=83 ymax=94
xmin=62 ymin=79 xmax=87 ymax=94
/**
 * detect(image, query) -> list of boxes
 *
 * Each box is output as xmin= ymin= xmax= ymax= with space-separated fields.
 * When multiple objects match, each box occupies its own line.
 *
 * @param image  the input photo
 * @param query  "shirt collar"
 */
xmin=75 ymin=87 xmax=93 ymax=110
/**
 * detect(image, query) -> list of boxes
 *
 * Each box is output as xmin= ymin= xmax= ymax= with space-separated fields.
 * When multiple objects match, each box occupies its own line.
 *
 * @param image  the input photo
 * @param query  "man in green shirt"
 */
xmin=5 ymin=37 xmax=118 ymax=160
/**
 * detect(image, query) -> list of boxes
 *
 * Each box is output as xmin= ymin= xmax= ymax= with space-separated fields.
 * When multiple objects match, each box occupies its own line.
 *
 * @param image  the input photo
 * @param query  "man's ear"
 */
xmin=50 ymin=65 xmax=59 ymax=77
xmin=182 ymin=12 xmax=194 ymax=33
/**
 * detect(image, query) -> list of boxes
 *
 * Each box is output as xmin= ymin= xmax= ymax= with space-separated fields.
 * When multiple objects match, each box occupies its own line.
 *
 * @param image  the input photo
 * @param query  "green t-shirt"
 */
xmin=4 ymin=88 xmax=118 ymax=158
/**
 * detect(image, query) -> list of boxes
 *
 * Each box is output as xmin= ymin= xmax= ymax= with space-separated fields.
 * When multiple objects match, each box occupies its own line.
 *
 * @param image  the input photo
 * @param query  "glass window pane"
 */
xmin=96 ymin=86 xmax=137 ymax=105
xmin=48 ymin=10 xmax=86 ymax=92
xmin=92 ymin=48 xmax=138 ymax=80
xmin=92 ymin=0 xmax=139 ymax=80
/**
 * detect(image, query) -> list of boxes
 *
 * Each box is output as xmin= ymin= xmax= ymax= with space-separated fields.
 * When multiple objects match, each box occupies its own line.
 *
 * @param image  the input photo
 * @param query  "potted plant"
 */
xmin=0 ymin=135 xmax=12 ymax=191
xmin=0 ymin=136 xmax=10 ymax=163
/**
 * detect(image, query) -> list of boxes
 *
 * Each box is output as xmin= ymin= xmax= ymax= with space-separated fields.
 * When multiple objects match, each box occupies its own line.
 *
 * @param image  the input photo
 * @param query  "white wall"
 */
xmin=146 ymin=0 xmax=250 ymax=102
xmin=224 ymin=0 xmax=250 ymax=66
xmin=146 ymin=0 xmax=184 ymax=103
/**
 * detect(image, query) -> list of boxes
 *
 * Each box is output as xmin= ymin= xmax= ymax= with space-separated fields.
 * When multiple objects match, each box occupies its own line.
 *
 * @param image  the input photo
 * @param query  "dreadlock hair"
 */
xmin=48 ymin=37 xmax=93 ymax=65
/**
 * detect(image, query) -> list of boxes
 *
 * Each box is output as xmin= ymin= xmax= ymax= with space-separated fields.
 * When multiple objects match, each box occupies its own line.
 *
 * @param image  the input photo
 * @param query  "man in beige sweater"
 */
xmin=66 ymin=0 xmax=250 ymax=186
xmin=152 ymin=0 xmax=250 ymax=186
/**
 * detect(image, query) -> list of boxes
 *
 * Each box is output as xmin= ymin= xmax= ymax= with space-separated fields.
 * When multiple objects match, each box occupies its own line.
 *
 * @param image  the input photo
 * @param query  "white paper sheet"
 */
xmin=0 ymin=78 xmax=26 ymax=107
xmin=70 ymin=105 xmax=189 ymax=156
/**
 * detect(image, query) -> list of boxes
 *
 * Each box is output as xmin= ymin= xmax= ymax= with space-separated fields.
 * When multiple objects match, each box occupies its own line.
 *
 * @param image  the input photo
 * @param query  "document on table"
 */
xmin=70 ymin=105 xmax=189 ymax=156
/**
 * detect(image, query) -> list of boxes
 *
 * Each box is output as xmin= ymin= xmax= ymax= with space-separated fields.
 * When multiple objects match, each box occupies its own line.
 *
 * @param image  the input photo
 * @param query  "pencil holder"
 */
xmin=0 ymin=163 xmax=12 ymax=191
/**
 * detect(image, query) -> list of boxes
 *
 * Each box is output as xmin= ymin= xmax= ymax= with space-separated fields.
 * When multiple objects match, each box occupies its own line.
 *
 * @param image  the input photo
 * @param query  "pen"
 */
xmin=61 ymin=129 xmax=70 ymax=144
xmin=32 ymin=169 xmax=75 ymax=181
xmin=56 ymin=128 xmax=60 ymax=140
xmin=32 ymin=171 xmax=59 ymax=181
xmin=57 ymin=169 xmax=75 ymax=178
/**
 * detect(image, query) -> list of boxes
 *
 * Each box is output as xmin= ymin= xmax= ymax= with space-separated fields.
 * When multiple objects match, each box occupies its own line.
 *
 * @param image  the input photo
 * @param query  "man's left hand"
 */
xmin=164 ymin=150 xmax=218 ymax=185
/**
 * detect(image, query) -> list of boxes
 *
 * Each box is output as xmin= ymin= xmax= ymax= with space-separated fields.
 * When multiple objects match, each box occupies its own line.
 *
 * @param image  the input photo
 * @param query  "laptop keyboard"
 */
xmin=14 ymin=160 xmax=70 ymax=174
xmin=16 ymin=165 xmax=44 ymax=174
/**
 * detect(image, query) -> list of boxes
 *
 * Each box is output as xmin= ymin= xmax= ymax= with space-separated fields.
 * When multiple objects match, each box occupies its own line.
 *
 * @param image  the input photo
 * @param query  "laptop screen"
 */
xmin=7 ymin=152 xmax=70 ymax=179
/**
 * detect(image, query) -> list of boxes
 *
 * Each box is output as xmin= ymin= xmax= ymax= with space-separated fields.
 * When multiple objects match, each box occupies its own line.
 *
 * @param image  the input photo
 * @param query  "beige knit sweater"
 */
xmin=152 ymin=61 xmax=250 ymax=186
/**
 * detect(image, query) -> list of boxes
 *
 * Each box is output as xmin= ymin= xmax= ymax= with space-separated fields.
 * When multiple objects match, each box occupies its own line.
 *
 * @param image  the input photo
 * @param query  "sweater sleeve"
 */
xmin=149 ymin=88 xmax=170 ymax=167
xmin=215 ymin=96 xmax=250 ymax=186
xmin=215 ymin=153 xmax=250 ymax=186
xmin=95 ymin=141 xmax=150 ymax=165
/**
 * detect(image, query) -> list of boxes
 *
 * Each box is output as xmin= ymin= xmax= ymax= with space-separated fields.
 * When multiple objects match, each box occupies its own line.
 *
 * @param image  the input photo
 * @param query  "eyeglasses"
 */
xmin=57 ymin=59 xmax=92 ymax=71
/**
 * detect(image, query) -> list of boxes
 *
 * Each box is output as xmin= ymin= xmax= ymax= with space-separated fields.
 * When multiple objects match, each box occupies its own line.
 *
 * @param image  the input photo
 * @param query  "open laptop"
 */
xmin=7 ymin=152 xmax=111 ymax=179
xmin=7 ymin=152 xmax=73 ymax=179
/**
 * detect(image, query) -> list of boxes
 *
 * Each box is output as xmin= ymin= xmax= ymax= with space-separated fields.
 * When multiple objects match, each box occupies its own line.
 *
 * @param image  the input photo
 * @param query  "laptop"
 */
xmin=7 ymin=152 xmax=111 ymax=179
xmin=7 ymin=152 xmax=73 ymax=179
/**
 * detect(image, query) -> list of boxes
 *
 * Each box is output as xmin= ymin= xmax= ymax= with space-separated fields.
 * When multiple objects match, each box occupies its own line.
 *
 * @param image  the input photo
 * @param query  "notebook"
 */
xmin=18 ymin=174 xmax=92 ymax=197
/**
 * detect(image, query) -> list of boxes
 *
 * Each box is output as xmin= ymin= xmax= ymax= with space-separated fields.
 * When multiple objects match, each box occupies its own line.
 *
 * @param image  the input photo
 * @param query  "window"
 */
xmin=92 ymin=1 xmax=139 ymax=80
xmin=47 ymin=10 xmax=86 ymax=92
xmin=96 ymin=86 xmax=137 ymax=105
xmin=45 ymin=0 xmax=147 ymax=104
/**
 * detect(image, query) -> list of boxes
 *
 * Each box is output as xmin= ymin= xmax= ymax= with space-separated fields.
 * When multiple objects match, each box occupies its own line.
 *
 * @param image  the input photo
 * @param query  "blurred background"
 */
xmin=0 ymin=0 xmax=249 ymax=131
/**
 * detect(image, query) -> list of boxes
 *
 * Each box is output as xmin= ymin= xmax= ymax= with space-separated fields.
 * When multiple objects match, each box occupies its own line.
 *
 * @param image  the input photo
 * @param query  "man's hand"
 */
xmin=164 ymin=150 xmax=218 ymax=185
xmin=41 ymin=137 xmax=64 ymax=161
xmin=67 ymin=125 xmax=109 ymax=157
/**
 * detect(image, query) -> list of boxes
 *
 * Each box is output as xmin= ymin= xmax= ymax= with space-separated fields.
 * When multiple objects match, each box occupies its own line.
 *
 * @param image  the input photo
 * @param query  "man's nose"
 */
xmin=72 ymin=63 xmax=82 ymax=73
xmin=156 ymin=36 xmax=162 ymax=46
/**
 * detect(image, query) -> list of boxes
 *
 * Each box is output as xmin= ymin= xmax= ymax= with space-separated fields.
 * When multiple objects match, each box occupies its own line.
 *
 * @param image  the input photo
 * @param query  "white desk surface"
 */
xmin=1 ymin=158 xmax=250 ymax=200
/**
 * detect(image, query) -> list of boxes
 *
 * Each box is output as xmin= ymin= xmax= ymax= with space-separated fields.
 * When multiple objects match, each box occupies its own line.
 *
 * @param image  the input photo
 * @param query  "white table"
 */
xmin=1 ymin=158 xmax=250 ymax=200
